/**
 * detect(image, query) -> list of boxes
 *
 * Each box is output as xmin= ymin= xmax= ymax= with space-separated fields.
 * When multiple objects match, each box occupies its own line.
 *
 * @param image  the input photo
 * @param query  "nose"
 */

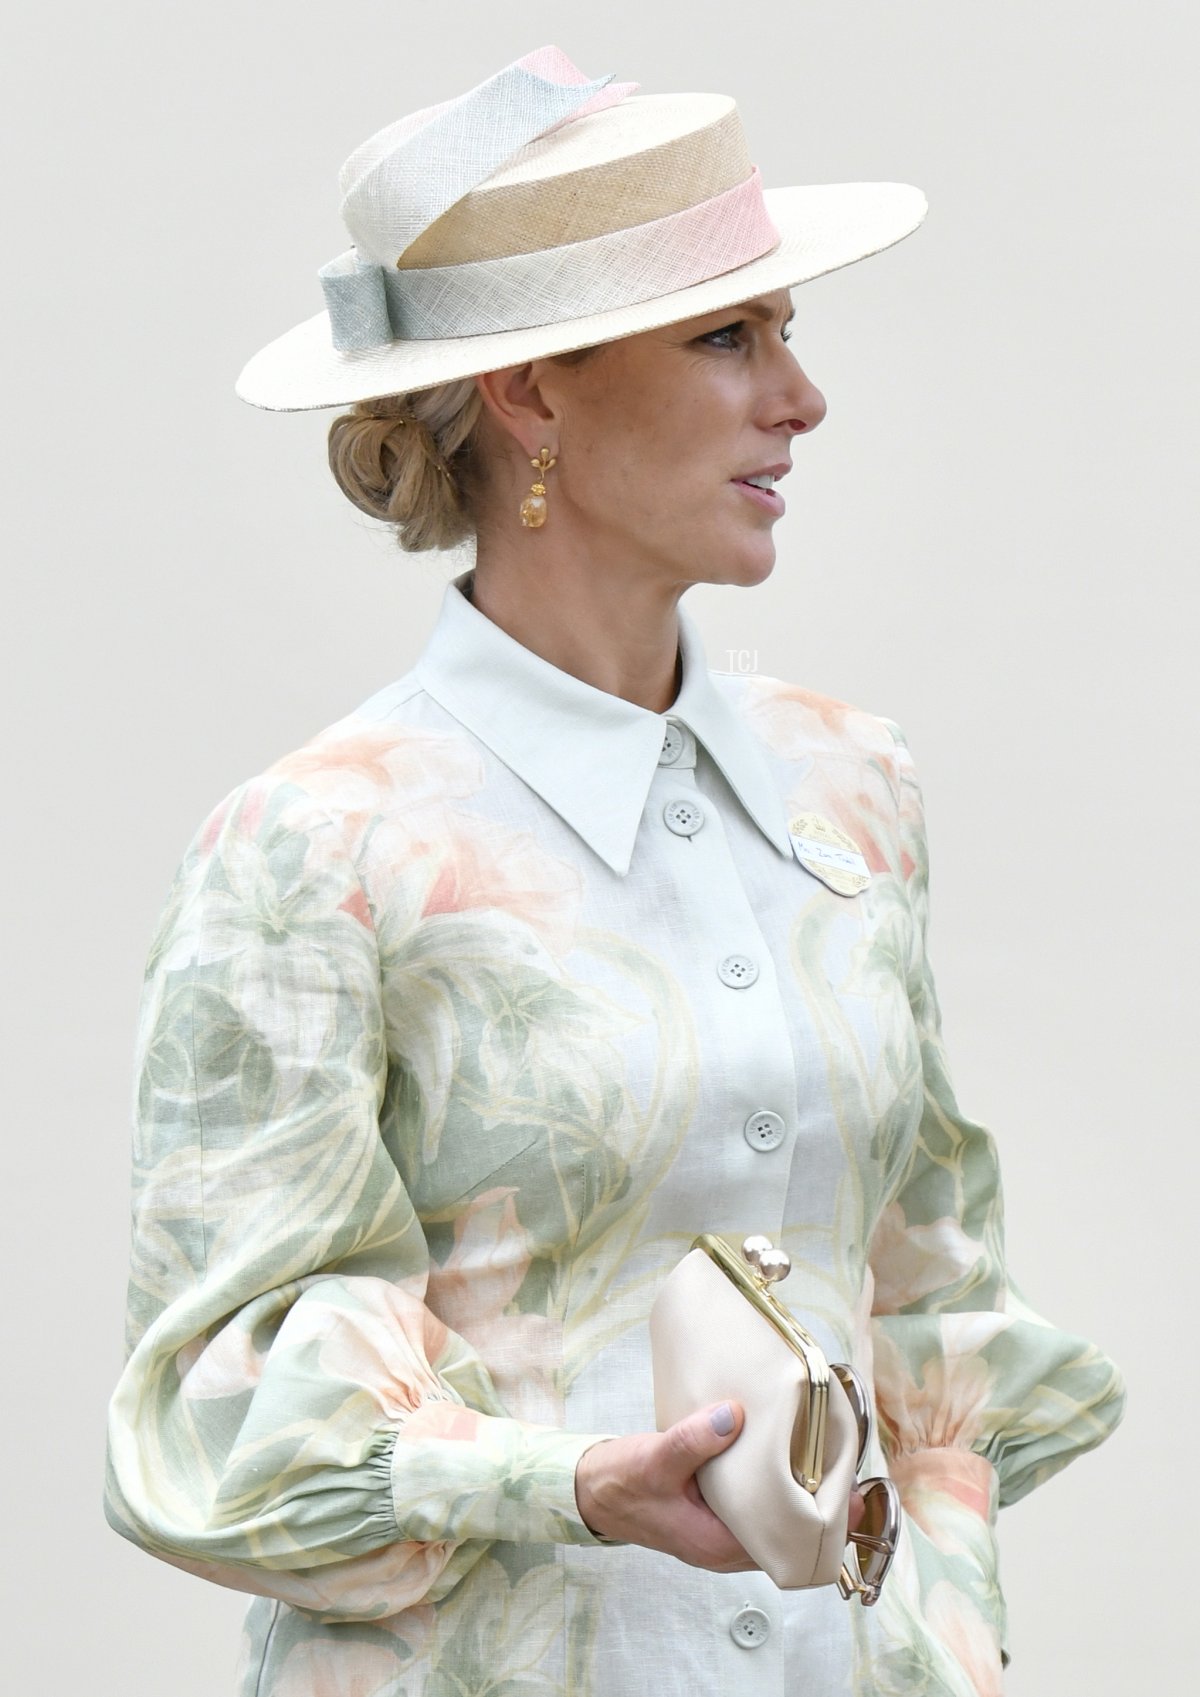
xmin=780 ymin=363 xmax=827 ymax=435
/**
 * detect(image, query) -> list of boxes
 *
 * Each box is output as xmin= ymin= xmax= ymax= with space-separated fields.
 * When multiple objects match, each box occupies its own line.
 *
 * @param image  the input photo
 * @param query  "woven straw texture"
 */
xmin=379 ymin=168 xmax=776 ymax=338
xmin=237 ymin=46 xmax=929 ymax=410
xmin=243 ymin=181 xmax=928 ymax=410
xmin=400 ymin=101 xmax=749 ymax=266
xmin=341 ymin=48 xmax=637 ymax=266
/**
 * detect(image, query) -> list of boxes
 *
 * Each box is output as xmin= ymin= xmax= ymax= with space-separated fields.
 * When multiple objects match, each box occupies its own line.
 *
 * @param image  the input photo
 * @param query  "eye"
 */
xmin=700 ymin=319 xmax=747 ymax=350
xmin=698 ymin=319 xmax=794 ymax=350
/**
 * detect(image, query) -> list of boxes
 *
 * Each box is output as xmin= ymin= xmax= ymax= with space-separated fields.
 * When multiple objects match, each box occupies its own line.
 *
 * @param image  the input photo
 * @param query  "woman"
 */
xmin=105 ymin=47 xmax=1125 ymax=1697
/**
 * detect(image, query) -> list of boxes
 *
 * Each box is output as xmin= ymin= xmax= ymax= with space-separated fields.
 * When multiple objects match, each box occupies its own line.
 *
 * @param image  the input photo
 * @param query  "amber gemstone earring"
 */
xmin=519 ymin=447 xmax=557 ymax=527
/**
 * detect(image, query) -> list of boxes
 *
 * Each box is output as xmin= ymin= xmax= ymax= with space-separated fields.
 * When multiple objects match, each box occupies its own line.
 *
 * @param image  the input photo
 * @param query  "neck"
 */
xmin=466 ymin=534 xmax=685 ymax=714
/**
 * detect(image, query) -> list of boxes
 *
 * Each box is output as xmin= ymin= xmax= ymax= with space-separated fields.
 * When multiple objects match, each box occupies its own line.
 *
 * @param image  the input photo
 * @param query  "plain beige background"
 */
xmin=3 ymin=2 xmax=1195 ymax=1690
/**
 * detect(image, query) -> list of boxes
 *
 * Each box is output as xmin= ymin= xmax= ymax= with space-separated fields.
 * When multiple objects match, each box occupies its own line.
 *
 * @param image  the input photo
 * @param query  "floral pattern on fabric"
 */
xmin=107 ymin=585 xmax=1125 ymax=1695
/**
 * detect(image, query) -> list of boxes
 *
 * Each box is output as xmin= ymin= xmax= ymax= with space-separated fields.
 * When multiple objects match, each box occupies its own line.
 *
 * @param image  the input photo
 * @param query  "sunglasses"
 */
xmin=830 ymin=1362 xmax=901 ymax=1607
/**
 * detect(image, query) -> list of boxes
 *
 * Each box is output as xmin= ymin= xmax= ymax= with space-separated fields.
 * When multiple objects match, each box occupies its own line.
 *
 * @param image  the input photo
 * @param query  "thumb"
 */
xmin=661 ymin=1401 xmax=745 ymax=1479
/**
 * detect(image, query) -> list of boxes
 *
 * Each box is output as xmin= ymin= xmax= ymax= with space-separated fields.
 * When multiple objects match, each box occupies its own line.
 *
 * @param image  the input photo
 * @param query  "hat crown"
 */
xmin=398 ymin=95 xmax=750 ymax=272
xmin=316 ymin=50 xmax=781 ymax=352
xmin=339 ymin=46 xmax=636 ymax=268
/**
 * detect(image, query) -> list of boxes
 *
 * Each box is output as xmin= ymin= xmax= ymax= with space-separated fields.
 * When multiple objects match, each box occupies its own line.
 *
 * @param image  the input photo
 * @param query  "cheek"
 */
xmin=566 ymin=373 xmax=738 ymax=526
xmin=595 ymin=445 xmax=718 ymax=529
xmin=643 ymin=382 xmax=746 ymax=514
xmin=569 ymin=406 xmax=664 ymax=514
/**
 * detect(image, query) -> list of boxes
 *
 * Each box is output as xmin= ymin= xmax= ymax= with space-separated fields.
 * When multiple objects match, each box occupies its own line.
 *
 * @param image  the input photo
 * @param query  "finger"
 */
xmin=847 ymin=1487 xmax=866 ymax=1536
xmin=659 ymin=1403 xmax=744 ymax=1484
xmin=676 ymin=1506 xmax=758 ymax=1573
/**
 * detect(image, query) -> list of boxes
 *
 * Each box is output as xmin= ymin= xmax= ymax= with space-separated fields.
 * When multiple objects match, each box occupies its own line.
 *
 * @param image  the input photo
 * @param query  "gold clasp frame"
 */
xmin=692 ymin=1232 xmax=830 ymax=1492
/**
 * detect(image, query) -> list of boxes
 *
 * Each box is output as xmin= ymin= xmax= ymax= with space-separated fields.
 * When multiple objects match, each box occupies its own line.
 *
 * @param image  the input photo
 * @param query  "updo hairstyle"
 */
xmin=327 ymin=345 xmax=599 ymax=553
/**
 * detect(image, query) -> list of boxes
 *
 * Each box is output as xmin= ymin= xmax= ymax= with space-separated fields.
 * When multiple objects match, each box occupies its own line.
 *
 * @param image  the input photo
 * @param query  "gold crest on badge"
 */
xmin=787 ymin=812 xmax=871 ymax=897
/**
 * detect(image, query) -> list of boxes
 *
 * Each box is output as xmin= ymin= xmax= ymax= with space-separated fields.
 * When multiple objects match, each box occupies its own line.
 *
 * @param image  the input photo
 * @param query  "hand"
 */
xmin=574 ymin=1401 xmax=871 ymax=1571
xmin=575 ymin=1401 xmax=757 ymax=1571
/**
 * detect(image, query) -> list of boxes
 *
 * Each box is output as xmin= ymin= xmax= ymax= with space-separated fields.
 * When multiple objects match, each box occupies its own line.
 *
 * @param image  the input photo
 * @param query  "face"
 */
xmin=512 ymin=289 xmax=826 ymax=591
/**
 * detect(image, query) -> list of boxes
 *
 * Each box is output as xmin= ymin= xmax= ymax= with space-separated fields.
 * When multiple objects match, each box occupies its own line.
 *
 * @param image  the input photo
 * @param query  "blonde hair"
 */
xmin=326 ymin=347 xmax=600 ymax=553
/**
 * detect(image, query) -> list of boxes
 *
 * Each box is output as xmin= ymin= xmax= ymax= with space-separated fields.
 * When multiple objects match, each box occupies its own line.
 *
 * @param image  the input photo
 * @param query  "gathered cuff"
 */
xmin=886 ymin=1446 xmax=1010 ymax=1671
xmin=387 ymin=1407 xmax=624 ymax=1548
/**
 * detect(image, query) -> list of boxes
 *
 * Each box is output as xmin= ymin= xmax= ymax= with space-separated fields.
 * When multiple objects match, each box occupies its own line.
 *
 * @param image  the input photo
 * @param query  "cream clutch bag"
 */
xmin=649 ymin=1232 xmax=897 ymax=1597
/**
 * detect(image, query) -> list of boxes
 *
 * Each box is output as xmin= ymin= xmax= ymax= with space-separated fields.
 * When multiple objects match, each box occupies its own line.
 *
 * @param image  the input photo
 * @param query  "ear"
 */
xmin=473 ymin=363 xmax=561 ymax=461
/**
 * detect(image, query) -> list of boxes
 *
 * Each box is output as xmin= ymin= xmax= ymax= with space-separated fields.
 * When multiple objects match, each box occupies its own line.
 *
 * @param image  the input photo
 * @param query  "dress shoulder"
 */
xmin=185 ymin=671 xmax=456 ymax=861
xmin=714 ymin=665 xmax=908 ymax=781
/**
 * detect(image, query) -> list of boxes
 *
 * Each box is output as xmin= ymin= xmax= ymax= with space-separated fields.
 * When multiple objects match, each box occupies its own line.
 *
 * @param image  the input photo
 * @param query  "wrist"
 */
xmin=575 ymin=1438 xmax=624 ymax=1545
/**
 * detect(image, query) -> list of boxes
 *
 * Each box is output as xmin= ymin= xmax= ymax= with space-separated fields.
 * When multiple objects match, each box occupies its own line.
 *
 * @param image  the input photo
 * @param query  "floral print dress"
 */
xmin=105 ymin=568 xmax=1125 ymax=1696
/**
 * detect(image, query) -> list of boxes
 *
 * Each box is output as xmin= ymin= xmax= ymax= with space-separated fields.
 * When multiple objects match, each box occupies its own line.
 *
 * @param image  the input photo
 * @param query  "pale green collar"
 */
xmin=413 ymin=569 xmax=793 ymax=877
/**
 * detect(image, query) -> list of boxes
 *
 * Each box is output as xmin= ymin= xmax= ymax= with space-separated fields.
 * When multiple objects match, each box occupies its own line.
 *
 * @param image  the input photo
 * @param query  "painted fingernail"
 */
xmin=711 ymin=1403 xmax=734 ymax=1435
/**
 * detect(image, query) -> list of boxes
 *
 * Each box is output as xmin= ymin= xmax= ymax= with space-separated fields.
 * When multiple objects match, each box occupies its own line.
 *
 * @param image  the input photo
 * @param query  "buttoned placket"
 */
xmin=650 ymin=714 xmax=796 ymax=1677
xmin=652 ymin=716 xmax=797 ymax=1226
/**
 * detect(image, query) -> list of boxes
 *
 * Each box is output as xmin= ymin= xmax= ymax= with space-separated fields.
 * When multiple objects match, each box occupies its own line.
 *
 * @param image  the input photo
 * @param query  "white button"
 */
xmin=729 ymin=1604 xmax=771 ymax=1648
xmin=717 ymin=953 xmax=758 ymax=988
xmin=744 ymin=1110 xmax=786 ymax=1151
xmin=664 ymin=798 xmax=704 ymax=836
xmin=659 ymin=722 xmax=685 ymax=765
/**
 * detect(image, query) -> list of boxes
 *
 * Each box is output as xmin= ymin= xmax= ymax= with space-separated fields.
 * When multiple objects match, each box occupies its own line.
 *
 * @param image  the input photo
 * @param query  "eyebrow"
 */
xmin=738 ymin=300 xmax=797 ymax=325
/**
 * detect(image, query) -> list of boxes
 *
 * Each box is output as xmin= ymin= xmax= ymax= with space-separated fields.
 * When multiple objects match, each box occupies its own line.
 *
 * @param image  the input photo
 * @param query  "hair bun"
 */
xmin=327 ymin=383 xmax=481 ymax=552
xmin=325 ymin=349 xmax=594 ymax=553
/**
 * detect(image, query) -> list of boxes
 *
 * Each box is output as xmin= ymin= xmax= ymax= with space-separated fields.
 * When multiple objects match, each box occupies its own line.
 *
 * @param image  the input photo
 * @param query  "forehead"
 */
xmin=571 ymin=288 xmax=797 ymax=373
xmin=675 ymin=288 xmax=796 ymax=332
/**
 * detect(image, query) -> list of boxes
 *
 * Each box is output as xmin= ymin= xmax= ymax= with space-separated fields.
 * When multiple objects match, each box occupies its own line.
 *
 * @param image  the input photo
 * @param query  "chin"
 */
xmin=671 ymin=526 xmax=777 ymax=591
xmin=708 ymin=539 xmax=778 ymax=589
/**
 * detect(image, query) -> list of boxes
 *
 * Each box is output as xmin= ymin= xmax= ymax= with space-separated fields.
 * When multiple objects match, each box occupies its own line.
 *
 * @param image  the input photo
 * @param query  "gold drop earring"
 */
xmin=520 ymin=447 xmax=557 ymax=528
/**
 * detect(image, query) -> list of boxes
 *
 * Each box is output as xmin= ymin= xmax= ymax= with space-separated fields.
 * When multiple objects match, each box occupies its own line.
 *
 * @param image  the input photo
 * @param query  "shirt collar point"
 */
xmin=418 ymin=574 xmax=790 ymax=867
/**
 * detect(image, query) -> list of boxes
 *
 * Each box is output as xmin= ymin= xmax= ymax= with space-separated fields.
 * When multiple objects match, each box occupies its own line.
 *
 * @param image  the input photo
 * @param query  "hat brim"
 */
xmin=235 ymin=181 xmax=927 ymax=413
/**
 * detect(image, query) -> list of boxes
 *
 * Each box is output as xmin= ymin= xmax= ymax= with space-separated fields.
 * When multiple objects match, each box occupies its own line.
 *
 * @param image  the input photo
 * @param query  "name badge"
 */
xmin=788 ymin=812 xmax=871 ymax=898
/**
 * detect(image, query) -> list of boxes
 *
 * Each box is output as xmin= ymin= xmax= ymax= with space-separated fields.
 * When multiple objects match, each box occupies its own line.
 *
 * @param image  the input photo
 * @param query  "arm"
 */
xmin=867 ymin=720 xmax=1126 ymax=1669
xmin=104 ymin=773 xmax=616 ymax=1623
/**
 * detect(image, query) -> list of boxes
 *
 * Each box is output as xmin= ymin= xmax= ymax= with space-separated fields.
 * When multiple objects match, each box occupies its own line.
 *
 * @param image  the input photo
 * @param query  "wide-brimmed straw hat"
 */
xmin=236 ymin=46 xmax=927 ymax=413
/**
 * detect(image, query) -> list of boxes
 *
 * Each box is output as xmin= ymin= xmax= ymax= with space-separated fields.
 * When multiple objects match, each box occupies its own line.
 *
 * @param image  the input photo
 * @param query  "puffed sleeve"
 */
xmin=104 ymin=773 xmax=617 ymax=1623
xmin=866 ymin=720 xmax=1126 ymax=1667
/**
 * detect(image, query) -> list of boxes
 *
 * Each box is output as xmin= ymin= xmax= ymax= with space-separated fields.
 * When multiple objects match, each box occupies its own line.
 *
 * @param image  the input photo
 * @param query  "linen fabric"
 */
xmin=105 ymin=570 xmax=1125 ymax=1695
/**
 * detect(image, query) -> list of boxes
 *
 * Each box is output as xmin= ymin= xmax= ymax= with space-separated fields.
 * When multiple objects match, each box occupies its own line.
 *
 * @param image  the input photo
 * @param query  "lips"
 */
xmin=733 ymin=463 xmax=792 ymax=485
xmin=733 ymin=478 xmax=786 ymax=515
